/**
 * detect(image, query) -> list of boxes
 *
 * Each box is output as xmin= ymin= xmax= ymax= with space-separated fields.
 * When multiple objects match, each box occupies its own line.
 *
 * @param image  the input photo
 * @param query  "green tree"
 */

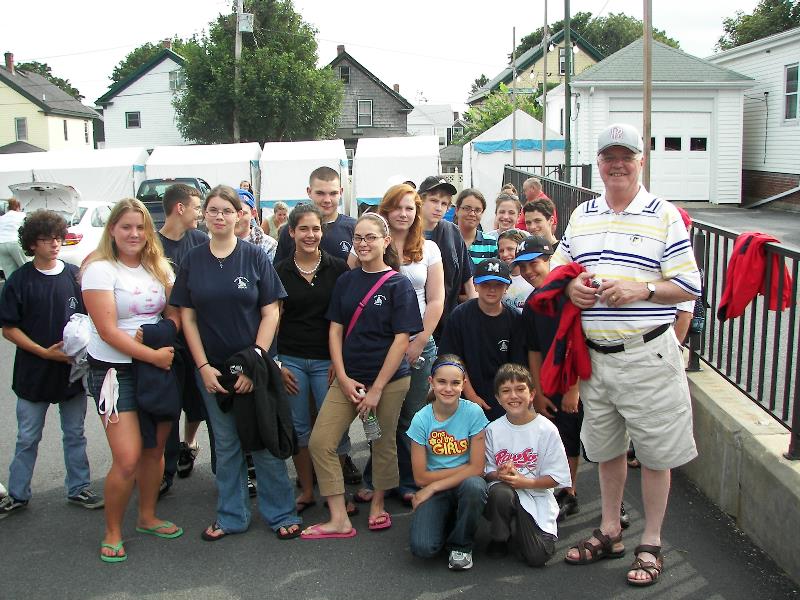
xmin=470 ymin=74 xmax=490 ymax=95
xmin=717 ymin=0 xmax=800 ymax=50
xmin=456 ymin=83 xmax=554 ymax=144
xmin=513 ymin=11 xmax=679 ymax=59
xmin=174 ymin=0 xmax=343 ymax=143
xmin=16 ymin=61 xmax=82 ymax=100
xmin=111 ymin=39 xmax=191 ymax=84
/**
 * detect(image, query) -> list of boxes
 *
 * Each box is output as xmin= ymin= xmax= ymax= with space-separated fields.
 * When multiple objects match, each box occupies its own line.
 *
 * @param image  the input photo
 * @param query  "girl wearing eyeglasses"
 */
xmin=455 ymin=189 xmax=498 ymax=265
xmin=303 ymin=212 xmax=422 ymax=539
xmin=170 ymin=185 xmax=300 ymax=542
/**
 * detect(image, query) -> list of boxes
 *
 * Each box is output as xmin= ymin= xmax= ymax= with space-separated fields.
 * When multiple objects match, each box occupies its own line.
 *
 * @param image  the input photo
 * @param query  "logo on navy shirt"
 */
xmin=498 ymin=339 xmax=509 ymax=352
xmin=67 ymin=296 xmax=78 ymax=310
xmin=234 ymin=277 xmax=250 ymax=289
xmin=373 ymin=294 xmax=386 ymax=306
xmin=340 ymin=240 xmax=352 ymax=253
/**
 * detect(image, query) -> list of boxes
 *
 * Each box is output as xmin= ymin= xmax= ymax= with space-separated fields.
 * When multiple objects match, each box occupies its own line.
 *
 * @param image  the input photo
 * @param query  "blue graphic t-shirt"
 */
xmin=407 ymin=399 xmax=489 ymax=471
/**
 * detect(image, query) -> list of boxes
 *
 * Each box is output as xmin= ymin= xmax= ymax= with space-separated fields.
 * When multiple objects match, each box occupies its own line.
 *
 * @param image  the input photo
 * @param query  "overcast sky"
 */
xmin=5 ymin=0 xmax=759 ymax=111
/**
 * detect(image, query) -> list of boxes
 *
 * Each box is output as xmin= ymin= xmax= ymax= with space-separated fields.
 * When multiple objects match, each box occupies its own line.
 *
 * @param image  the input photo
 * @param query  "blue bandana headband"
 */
xmin=431 ymin=361 xmax=465 ymax=375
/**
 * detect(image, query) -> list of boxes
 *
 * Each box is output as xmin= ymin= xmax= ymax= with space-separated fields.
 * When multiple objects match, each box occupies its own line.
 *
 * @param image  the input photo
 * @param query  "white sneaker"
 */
xmin=0 ymin=482 xmax=6 ymax=499
xmin=448 ymin=550 xmax=473 ymax=570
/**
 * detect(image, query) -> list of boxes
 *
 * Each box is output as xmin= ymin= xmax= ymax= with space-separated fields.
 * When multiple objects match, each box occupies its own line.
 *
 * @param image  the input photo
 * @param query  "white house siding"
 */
xmin=45 ymin=115 xmax=93 ymax=150
xmin=709 ymin=34 xmax=800 ymax=176
xmin=102 ymin=57 xmax=188 ymax=149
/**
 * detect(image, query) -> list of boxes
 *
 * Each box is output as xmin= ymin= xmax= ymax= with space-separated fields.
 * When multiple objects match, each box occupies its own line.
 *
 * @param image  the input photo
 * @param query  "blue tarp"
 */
xmin=472 ymin=139 xmax=565 ymax=154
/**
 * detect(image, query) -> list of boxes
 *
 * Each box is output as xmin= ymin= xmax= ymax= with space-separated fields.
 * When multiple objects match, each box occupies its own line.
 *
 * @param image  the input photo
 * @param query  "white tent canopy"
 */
xmin=462 ymin=110 xmax=564 ymax=228
xmin=0 ymin=147 xmax=148 ymax=202
xmin=352 ymin=136 xmax=440 ymax=216
xmin=146 ymin=142 xmax=261 ymax=191
xmin=259 ymin=139 xmax=351 ymax=214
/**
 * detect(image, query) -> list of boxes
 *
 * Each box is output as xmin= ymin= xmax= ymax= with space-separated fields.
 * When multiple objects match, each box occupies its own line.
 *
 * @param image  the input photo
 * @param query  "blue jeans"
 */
xmin=279 ymin=355 xmax=349 ymax=454
xmin=196 ymin=371 xmax=300 ymax=533
xmin=8 ymin=394 xmax=91 ymax=501
xmin=409 ymin=476 xmax=488 ymax=557
xmin=363 ymin=337 xmax=436 ymax=494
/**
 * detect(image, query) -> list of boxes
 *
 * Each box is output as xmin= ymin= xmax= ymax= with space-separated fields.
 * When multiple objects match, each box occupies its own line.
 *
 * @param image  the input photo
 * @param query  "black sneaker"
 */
xmin=620 ymin=501 xmax=630 ymax=529
xmin=341 ymin=455 xmax=362 ymax=485
xmin=248 ymin=476 xmax=257 ymax=498
xmin=68 ymin=488 xmax=104 ymax=509
xmin=557 ymin=493 xmax=579 ymax=522
xmin=177 ymin=442 xmax=200 ymax=479
xmin=486 ymin=540 xmax=509 ymax=558
xmin=0 ymin=495 xmax=28 ymax=520
xmin=158 ymin=475 xmax=172 ymax=499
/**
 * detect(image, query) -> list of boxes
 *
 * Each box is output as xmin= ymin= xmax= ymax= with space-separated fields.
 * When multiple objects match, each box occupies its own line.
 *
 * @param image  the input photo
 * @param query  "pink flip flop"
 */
xmin=300 ymin=524 xmax=357 ymax=540
xmin=368 ymin=512 xmax=392 ymax=531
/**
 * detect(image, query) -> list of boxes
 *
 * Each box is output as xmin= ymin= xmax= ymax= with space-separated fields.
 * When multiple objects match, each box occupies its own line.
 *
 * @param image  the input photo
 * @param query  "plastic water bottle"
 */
xmin=411 ymin=356 xmax=426 ymax=370
xmin=361 ymin=394 xmax=382 ymax=442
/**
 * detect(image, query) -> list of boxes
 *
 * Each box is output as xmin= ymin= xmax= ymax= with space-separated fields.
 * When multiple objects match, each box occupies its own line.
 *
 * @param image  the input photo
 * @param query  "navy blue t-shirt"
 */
xmin=438 ymin=299 xmax=527 ymax=421
xmin=326 ymin=268 xmax=423 ymax=386
xmin=274 ymin=213 xmax=356 ymax=264
xmin=158 ymin=229 xmax=208 ymax=275
xmin=170 ymin=239 xmax=286 ymax=365
xmin=0 ymin=261 xmax=85 ymax=403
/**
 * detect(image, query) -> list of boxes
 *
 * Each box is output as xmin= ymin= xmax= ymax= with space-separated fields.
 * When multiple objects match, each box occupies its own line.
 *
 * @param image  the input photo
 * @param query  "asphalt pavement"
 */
xmin=0 ymin=334 xmax=797 ymax=599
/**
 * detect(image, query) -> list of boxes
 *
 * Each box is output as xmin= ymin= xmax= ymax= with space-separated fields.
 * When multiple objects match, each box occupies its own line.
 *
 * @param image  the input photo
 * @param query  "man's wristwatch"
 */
xmin=646 ymin=282 xmax=656 ymax=301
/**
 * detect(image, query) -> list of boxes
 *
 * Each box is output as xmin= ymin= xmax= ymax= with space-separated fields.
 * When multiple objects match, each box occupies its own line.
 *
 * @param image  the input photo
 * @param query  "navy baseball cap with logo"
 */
xmin=513 ymin=235 xmax=555 ymax=264
xmin=236 ymin=188 xmax=256 ymax=209
xmin=474 ymin=258 xmax=512 ymax=285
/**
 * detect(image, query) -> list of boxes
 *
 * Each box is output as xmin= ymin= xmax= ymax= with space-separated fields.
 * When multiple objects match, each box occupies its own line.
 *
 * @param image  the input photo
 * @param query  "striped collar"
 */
xmin=596 ymin=185 xmax=655 ymax=215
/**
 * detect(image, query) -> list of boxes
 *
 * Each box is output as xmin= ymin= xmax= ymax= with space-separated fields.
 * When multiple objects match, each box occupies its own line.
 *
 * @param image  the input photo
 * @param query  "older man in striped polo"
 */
xmin=554 ymin=123 xmax=700 ymax=588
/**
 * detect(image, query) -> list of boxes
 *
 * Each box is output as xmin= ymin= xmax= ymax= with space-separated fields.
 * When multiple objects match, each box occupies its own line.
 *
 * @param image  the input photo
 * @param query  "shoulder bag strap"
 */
xmin=345 ymin=270 xmax=398 ymax=338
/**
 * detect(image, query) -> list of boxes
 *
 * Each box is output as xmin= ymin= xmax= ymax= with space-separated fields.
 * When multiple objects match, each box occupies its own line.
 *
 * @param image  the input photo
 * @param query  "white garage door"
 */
xmin=611 ymin=111 xmax=711 ymax=201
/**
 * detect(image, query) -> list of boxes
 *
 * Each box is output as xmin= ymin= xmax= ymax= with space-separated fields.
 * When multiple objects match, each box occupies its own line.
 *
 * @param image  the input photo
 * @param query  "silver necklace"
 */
xmin=294 ymin=251 xmax=321 ymax=276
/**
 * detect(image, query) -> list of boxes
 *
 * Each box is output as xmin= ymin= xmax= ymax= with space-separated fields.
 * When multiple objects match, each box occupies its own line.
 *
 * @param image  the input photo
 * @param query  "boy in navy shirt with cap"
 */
xmin=439 ymin=258 xmax=526 ymax=421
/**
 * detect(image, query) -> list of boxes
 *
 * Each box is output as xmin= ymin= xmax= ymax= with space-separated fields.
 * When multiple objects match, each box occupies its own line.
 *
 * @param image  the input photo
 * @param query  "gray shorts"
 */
xmin=579 ymin=327 xmax=698 ymax=470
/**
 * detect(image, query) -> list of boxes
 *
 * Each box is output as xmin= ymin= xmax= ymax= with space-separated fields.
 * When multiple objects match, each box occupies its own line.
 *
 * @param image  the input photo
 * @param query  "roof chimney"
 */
xmin=4 ymin=52 xmax=14 ymax=75
xmin=453 ymin=111 xmax=459 ymax=121
xmin=393 ymin=84 xmax=400 ymax=93
xmin=337 ymin=44 xmax=345 ymax=55
xmin=161 ymin=39 xmax=171 ymax=50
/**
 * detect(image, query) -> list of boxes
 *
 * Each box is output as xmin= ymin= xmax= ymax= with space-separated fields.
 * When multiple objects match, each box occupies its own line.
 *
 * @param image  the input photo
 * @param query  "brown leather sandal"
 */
xmin=627 ymin=545 xmax=663 ymax=587
xmin=564 ymin=528 xmax=626 ymax=565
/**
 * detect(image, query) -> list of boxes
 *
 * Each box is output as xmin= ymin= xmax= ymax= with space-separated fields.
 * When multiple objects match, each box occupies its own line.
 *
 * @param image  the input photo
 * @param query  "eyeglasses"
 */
xmin=206 ymin=208 xmax=237 ymax=217
xmin=353 ymin=234 xmax=384 ymax=244
xmin=598 ymin=153 xmax=639 ymax=164
xmin=459 ymin=206 xmax=483 ymax=215
xmin=36 ymin=236 xmax=63 ymax=243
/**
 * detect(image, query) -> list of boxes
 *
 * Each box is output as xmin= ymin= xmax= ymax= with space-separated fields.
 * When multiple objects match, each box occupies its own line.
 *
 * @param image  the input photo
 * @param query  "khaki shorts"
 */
xmin=579 ymin=327 xmax=698 ymax=471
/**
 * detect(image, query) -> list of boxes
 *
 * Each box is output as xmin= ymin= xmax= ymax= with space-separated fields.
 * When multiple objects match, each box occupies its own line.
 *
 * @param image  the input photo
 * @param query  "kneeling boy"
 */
xmin=484 ymin=364 xmax=571 ymax=566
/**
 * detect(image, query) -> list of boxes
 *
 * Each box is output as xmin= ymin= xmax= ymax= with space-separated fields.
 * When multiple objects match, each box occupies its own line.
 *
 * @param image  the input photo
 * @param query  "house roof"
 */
xmin=96 ymin=49 xmax=186 ymax=106
xmin=572 ymin=38 xmax=753 ymax=86
xmin=0 ymin=66 xmax=100 ymax=120
xmin=409 ymin=104 xmax=457 ymax=127
xmin=328 ymin=50 xmax=413 ymax=111
xmin=0 ymin=141 xmax=45 ymax=154
xmin=467 ymin=28 xmax=604 ymax=104
xmin=439 ymin=144 xmax=463 ymax=163
xmin=706 ymin=26 xmax=800 ymax=62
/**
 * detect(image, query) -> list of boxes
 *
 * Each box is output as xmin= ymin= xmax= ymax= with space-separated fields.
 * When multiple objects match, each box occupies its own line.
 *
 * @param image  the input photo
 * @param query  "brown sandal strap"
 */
xmin=630 ymin=557 xmax=663 ymax=580
xmin=633 ymin=544 xmax=662 ymax=558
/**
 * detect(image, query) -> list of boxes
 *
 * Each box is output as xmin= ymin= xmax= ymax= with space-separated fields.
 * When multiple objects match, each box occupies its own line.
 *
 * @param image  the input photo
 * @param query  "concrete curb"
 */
xmin=680 ymin=363 xmax=800 ymax=583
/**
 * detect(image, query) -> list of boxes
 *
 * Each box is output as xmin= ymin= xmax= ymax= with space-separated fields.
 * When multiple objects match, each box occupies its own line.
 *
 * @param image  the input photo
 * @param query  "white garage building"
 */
xmin=546 ymin=39 xmax=753 ymax=203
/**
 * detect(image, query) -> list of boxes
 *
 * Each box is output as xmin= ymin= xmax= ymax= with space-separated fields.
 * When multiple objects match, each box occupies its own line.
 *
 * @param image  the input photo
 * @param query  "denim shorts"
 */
xmin=88 ymin=363 xmax=138 ymax=414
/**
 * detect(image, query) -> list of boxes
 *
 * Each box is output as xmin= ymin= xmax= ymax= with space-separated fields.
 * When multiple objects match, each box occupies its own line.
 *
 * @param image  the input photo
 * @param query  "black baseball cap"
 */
xmin=513 ymin=235 xmax=555 ymax=264
xmin=418 ymin=175 xmax=457 ymax=196
xmin=474 ymin=258 xmax=512 ymax=285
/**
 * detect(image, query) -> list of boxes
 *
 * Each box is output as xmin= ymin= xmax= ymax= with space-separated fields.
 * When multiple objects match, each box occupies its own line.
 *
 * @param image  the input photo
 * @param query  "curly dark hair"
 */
xmin=19 ymin=210 xmax=68 ymax=257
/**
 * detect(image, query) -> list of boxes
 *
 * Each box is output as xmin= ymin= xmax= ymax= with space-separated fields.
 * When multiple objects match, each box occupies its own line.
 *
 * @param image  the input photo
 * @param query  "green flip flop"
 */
xmin=136 ymin=521 xmax=184 ymax=539
xmin=100 ymin=541 xmax=127 ymax=563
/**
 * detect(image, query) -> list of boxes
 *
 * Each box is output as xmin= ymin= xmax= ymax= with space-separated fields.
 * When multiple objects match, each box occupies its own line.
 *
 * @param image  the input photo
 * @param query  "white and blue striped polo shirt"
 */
xmin=552 ymin=187 xmax=700 ymax=342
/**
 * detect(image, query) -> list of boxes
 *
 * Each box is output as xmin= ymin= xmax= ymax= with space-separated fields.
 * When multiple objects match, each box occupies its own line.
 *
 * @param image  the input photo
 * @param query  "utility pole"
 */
xmin=564 ymin=0 xmax=571 ymax=183
xmin=233 ymin=0 xmax=243 ymax=143
xmin=512 ymin=27 xmax=517 ymax=167
xmin=643 ymin=0 xmax=653 ymax=189
xmin=541 ymin=0 xmax=548 ymax=176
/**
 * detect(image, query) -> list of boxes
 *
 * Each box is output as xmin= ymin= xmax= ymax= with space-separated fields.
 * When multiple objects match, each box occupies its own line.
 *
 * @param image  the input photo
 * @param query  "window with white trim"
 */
xmin=785 ymin=63 xmax=798 ymax=120
xmin=169 ymin=69 xmax=186 ymax=91
xmin=339 ymin=66 xmax=350 ymax=85
xmin=357 ymin=99 xmax=373 ymax=127
xmin=14 ymin=117 xmax=27 ymax=141
xmin=126 ymin=112 xmax=141 ymax=129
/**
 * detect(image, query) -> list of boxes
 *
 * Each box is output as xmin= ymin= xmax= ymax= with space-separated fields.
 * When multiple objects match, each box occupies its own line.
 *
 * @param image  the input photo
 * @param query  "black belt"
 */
xmin=586 ymin=323 xmax=671 ymax=354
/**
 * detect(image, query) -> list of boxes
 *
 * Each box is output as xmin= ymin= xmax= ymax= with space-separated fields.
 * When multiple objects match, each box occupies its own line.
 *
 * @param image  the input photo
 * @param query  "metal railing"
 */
xmin=511 ymin=164 xmax=593 ymax=188
xmin=503 ymin=166 xmax=599 ymax=240
xmin=688 ymin=221 xmax=800 ymax=459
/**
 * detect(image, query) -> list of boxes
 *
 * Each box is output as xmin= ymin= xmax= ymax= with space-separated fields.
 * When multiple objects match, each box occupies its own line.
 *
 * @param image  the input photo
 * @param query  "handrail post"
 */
xmin=687 ymin=229 xmax=705 ymax=372
xmin=785 ymin=404 xmax=800 ymax=460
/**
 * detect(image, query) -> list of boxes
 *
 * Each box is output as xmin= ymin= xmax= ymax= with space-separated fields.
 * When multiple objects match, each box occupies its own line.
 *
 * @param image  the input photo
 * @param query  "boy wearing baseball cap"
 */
xmin=439 ymin=258 xmax=526 ymax=421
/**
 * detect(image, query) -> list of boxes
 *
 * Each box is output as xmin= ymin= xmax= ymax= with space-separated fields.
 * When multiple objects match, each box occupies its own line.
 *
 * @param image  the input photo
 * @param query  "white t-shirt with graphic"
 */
xmin=484 ymin=414 xmax=571 ymax=536
xmin=82 ymin=260 xmax=172 ymax=363
xmin=503 ymin=274 xmax=534 ymax=314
